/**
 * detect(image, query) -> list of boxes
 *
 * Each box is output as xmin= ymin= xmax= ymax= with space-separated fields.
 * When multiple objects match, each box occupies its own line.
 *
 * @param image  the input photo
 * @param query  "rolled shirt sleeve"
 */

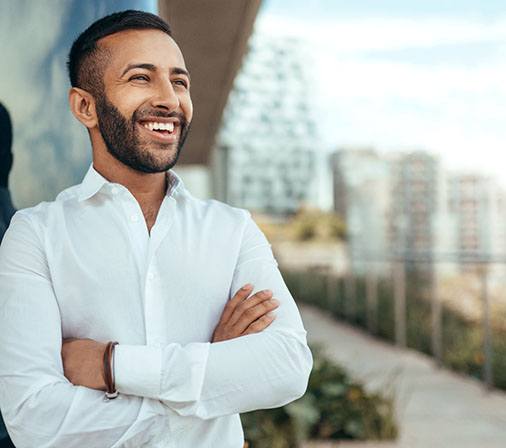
xmin=114 ymin=211 xmax=313 ymax=418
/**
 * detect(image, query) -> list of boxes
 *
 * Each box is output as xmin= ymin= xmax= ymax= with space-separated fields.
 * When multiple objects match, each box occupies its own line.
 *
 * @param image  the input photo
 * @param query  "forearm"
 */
xmin=0 ymin=294 xmax=166 ymax=448
xmin=2 ymin=380 xmax=161 ymax=448
xmin=0 ymin=239 xmax=163 ymax=448
xmin=188 ymin=328 xmax=312 ymax=419
xmin=114 ymin=327 xmax=312 ymax=419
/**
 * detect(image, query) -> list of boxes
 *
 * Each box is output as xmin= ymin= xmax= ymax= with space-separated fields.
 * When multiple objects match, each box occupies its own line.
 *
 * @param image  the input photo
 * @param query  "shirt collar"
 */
xmin=78 ymin=164 xmax=187 ymax=202
xmin=77 ymin=165 xmax=108 ymax=202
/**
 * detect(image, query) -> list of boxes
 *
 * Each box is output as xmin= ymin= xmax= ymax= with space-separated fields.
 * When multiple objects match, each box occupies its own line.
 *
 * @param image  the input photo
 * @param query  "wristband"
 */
xmin=103 ymin=341 xmax=119 ymax=400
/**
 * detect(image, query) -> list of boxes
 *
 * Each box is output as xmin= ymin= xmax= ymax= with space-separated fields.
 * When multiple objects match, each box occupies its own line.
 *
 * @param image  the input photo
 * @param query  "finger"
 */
xmin=219 ymin=283 xmax=254 ymax=324
xmin=242 ymin=312 xmax=276 ymax=336
xmin=228 ymin=289 xmax=273 ymax=326
xmin=232 ymin=297 xmax=279 ymax=333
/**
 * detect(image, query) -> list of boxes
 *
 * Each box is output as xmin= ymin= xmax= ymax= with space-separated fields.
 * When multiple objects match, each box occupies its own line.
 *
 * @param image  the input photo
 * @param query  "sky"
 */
xmin=257 ymin=0 xmax=506 ymax=183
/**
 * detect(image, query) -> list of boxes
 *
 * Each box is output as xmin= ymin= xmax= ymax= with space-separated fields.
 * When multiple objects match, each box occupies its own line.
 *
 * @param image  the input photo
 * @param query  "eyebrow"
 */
xmin=121 ymin=63 xmax=191 ymax=80
xmin=171 ymin=67 xmax=191 ymax=81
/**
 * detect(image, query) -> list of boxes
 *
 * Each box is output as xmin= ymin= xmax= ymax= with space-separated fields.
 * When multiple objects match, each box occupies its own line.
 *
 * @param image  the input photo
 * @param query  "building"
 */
xmin=388 ymin=151 xmax=458 ymax=281
xmin=331 ymin=148 xmax=454 ymax=275
xmin=331 ymin=148 xmax=392 ymax=274
xmin=331 ymin=147 xmax=506 ymax=280
xmin=212 ymin=33 xmax=322 ymax=215
xmin=447 ymin=174 xmax=506 ymax=272
xmin=388 ymin=151 xmax=450 ymax=256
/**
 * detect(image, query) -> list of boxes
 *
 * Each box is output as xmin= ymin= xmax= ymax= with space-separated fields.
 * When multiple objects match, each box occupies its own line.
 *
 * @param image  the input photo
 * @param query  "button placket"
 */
xmin=144 ymin=197 xmax=177 ymax=348
xmin=144 ymin=263 xmax=164 ymax=346
xmin=116 ymin=192 xmax=149 ymax=309
xmin=144 ymin=264 xmax=154 ymax=345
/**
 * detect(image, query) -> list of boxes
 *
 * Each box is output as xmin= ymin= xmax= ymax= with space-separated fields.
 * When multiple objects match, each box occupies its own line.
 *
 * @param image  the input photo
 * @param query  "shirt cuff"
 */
xmin=114 ymin=345 xmax=162 ymax=398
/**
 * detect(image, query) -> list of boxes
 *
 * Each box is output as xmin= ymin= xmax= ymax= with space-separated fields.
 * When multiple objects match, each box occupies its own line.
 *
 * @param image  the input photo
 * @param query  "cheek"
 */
xmin=182 ymin=95 xmax=193 ymax=122
xmin=109 ymin=91 xmax=145 ymax=119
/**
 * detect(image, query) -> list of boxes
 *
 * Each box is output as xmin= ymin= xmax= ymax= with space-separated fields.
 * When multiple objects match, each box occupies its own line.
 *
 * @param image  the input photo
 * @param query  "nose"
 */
xmin=152 ymin=79 xmax=180 ymax=111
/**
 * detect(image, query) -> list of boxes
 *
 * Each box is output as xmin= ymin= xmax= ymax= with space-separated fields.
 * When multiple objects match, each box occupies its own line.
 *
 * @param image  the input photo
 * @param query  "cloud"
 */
xmin=257 ymin=14 xmax=506 ymax=52
xmin=256 ymin=12 xmax=506 ymax=185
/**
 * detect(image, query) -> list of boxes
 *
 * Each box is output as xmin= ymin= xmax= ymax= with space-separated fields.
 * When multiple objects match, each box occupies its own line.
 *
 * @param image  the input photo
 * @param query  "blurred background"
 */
xmin=2 ymin=0 xmax=506 ymax=447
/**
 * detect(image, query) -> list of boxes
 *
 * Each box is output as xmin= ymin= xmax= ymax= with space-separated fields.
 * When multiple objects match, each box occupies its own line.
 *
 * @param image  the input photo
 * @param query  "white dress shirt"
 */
xmin=0 ymin=165 xmax=312 ymax=448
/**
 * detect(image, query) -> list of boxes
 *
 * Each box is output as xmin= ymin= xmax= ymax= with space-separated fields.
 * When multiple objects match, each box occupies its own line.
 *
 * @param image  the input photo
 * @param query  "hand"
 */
xmin=61 ymin=338 xmax=107 ymax=391
xmin=212 ymin=284 xmax=279 ymax=342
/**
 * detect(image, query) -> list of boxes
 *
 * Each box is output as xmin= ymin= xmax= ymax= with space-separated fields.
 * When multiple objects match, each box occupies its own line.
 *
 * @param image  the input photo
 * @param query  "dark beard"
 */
xmin=95 ymin=94 xmax=190 ymax=174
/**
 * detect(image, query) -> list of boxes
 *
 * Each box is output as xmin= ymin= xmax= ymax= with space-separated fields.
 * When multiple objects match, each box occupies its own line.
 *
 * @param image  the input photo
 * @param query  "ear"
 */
xmin=68 ymin=87 xmax=98 ymax=128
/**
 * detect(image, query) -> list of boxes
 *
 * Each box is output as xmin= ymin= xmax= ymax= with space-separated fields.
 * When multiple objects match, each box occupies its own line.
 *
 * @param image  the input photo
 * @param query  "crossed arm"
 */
xmin=61 ymin=285 xmax=280 ymax=392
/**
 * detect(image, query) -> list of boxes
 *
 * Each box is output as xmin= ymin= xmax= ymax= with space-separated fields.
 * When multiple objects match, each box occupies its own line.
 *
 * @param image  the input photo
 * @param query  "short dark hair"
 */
xmin=0 ymin=102 xmax=13 ymax=187
xmin=67 ymin=10 xmax=172 ymax=96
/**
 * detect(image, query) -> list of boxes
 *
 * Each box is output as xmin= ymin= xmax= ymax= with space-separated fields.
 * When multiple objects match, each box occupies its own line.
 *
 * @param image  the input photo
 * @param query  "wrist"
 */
xmin=103 ymin=341 xmax=119 ymax=399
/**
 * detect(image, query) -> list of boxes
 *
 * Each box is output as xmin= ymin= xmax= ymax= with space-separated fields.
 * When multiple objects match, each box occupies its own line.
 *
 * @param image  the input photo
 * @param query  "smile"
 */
xmin=138 ymin=120 xmax=180 ymax=143
xmin=143 ymin=121 xmax=175 ymax=133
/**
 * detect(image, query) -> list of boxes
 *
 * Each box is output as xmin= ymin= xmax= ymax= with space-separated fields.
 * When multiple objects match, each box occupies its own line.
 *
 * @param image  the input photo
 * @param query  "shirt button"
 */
xmin=147 ymin=272 xmax=155 ymax=281
xmin=111 ymin=187 xmax=120 ymax=195
xmin=130 ymin=214 xmax=139 ymax=223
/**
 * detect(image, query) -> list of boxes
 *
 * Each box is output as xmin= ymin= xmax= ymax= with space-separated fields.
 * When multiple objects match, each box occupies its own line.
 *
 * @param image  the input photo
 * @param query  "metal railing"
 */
xmin=286 ymin=250 xmax=506 ymax=389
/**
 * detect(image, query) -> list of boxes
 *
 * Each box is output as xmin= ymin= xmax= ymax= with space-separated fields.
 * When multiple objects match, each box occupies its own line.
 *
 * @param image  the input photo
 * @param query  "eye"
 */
xmin=129 ymin=74 xmax=150 ymax=82
xmin=173 ymin=79 xmax=189 ymax=89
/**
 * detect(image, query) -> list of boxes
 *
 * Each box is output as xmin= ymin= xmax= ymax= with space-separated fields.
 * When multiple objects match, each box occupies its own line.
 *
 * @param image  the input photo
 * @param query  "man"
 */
xmin=0 ymin=101 xmax=15 ymax=448
xmin=0 ymin=10 xmax=312 ymax=448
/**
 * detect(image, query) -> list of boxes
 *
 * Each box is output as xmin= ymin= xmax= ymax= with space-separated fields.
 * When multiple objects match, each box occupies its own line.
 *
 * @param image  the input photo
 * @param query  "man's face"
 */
xmin=95 ymin=29 xmax=193 ymax=173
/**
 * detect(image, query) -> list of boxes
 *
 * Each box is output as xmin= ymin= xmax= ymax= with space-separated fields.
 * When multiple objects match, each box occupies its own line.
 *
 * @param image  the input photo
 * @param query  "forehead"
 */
xmin=99 ymin=29 xmax=187 ymax=74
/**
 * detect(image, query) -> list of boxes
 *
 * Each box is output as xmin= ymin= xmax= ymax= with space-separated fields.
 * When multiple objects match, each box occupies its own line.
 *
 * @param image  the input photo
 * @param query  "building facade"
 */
xmin=332 ymin=148 xmax=454 ymax=275
xmin=448 ymin=174 xmax=506 ymax=273
xmin=213 ymin=34 xmax=322 ymax=215
xmin=388 ymin=151 xmax=451 ymax=257
xmin=331 ymin=148 xmax=392 ymax=273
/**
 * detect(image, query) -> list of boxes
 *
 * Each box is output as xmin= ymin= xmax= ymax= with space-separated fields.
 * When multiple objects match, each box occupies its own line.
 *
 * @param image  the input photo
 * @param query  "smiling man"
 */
xmin=0 ymin=9 xmax=312 ymax=448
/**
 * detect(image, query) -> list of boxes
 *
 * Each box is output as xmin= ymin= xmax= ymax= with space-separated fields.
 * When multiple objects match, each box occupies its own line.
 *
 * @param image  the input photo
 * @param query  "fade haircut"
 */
xmin=67 ymin=10 xmax=172 ymax=97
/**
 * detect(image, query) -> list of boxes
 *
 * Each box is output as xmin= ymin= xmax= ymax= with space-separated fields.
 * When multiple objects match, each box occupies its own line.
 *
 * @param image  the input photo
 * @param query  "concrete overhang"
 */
xmin=158 ymin=0 xmax=262 ymax=165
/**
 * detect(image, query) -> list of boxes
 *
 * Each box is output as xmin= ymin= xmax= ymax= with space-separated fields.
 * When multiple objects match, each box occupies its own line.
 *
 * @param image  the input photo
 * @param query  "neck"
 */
xmin=92 ymin=147 xmax=168 ymax=234
xmin=94 ymin=150 xmax=166 ymax=197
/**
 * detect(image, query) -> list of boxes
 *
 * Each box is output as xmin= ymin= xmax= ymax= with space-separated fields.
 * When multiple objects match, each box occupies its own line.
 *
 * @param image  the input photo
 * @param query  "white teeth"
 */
xmin=143 ymin=122 xmax=175 ymax=133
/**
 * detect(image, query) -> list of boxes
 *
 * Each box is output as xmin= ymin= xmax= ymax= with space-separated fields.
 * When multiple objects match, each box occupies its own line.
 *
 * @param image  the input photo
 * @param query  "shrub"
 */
xmin=289 ymin=208 xmax=346 ymax=242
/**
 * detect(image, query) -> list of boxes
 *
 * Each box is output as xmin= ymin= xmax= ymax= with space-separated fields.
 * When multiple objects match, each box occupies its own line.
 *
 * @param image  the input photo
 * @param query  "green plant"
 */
xmin=289 ymin=209 xmax=346 ymax=242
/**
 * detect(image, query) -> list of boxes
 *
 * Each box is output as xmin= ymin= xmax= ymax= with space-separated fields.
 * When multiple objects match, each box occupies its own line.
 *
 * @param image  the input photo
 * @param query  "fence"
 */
xmin=282 ymin=251 xmax=506 ymax=390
